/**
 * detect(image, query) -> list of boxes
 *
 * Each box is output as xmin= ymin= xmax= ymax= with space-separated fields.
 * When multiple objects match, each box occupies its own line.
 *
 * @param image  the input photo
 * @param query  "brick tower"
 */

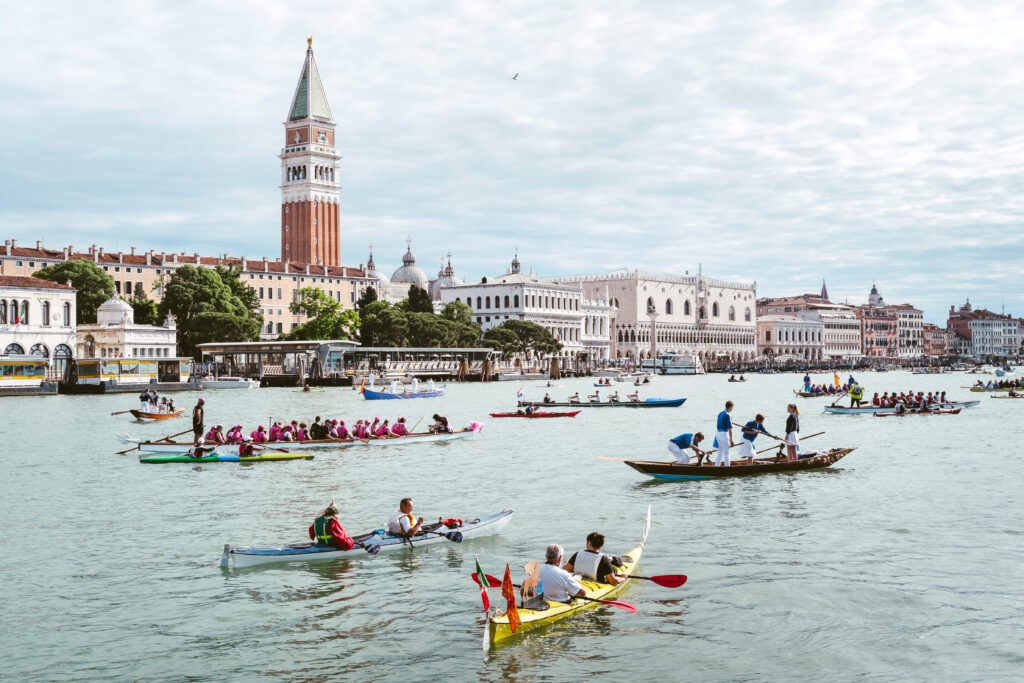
xmin=280 ymin=37 xmax=340 ymax=266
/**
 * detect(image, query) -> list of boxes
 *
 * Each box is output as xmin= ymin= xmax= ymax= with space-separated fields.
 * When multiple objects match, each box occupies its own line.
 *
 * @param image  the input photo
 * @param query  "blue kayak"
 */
xmin=362 ymin=386 xmax=446 ymax=400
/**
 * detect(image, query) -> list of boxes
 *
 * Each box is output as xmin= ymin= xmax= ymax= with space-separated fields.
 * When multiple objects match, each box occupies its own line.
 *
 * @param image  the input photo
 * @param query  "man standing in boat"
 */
xmin=309 ymin=503 xmax=355 ymax=551
xmin=667 ymin=431 xmax=706 ymax=465
xmin=387 ymin=498 xmax=424 ymax=540
xmin=739 ymin=414 xmax=769 ymax=465
xmin=714 ymin=401 xmax=736 ymax=467
xmin=192 ymin=397 xmax=205 ymax=445
xmin=563 ymin=533 xmax=623 ymax=585
xmin=849 ymin=382 xmax=865 ymax=408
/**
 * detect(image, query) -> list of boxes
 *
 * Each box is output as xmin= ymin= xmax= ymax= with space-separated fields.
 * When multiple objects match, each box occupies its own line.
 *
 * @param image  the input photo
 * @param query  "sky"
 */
xmin=2 ymin=1 xmax=1023 ymax=323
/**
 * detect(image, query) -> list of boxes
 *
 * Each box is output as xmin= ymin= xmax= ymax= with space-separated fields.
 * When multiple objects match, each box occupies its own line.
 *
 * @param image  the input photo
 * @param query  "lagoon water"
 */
xmin=1 ymin=371 xmax=1022 ymax=681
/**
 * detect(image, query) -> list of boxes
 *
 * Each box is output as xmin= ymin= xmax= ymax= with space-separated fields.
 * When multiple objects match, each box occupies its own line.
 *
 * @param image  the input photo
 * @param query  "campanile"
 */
xmin=280 ymin=37 xmax=341 ymax=266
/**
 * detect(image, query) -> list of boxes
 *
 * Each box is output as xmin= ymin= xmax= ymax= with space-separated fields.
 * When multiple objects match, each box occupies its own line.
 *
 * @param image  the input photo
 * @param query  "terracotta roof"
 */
xmin=0 ymin=275 xmax=76 ymax=290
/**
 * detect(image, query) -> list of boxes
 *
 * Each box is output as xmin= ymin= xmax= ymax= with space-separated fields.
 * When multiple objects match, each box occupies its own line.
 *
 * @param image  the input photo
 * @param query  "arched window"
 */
xmin=504 ymin=295 xmax=510 ymax=308
xmin=745 ymin=307 xmax=751 ymax=322
xmin=29 ymin=343 xmax=49 ymax=357
xmin=513 ymin=295 xmax=519 ymax=307
xmin=665 ymin=299 xmax=673 ymax=315
xmin=646 ymin=297 xmax=655 ymax=314
xmin=4 ymin=343 xmax=24 ymax=354
xmin=729 ymin=306 xmax=735 ymax=321
xmin=63 ymin=302 xmax=72 ymax=327
xmin=485 ymin=296 xmax=491 ymax=309
xmin=0 ymin=300 xmax=6 ymax=324
xmin=684 ymin=300 xmax=691 ymax=316
xmin=712 ymin=302 xmax=719 ymax=317
xmin=266 ymin=322 xmax=273 ymax=334
xmin=465 ymin=297 xmax=472 ymax=307
xmin=42 ymin=301 xmax=51 ymax=327
xmin=617 ymin=330 xmax=623 ymax=343
xmin=476 ymin=296 xmax=482 ymax=309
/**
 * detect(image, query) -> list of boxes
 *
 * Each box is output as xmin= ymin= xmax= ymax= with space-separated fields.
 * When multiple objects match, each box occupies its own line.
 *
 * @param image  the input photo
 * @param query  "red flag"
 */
xmin=474 ymin=558 xmax=490 ymax=611
xmin=501 ymin=563 xmax=520 ymax=633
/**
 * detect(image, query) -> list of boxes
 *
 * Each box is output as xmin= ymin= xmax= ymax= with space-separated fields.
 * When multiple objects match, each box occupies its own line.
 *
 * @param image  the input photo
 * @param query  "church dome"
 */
xmin=365 ymin=247 xmax=391 ymax=293
xmin=390 ymin=239 xmax=429 ymax=291
xmin=429 ymin=254 xmax=465 ymax=300
xmin=97 ymin=297 xmax=134 ymax=325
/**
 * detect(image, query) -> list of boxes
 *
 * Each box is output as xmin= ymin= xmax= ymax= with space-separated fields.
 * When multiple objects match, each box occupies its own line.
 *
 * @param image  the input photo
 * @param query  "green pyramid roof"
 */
xmin=288 ymin=40 xmax=333 ymax=122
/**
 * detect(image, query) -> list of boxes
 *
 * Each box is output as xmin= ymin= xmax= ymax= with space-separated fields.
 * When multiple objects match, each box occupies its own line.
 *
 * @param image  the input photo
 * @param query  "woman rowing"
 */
xmin=309 ymin=502 xmax=356 ymax=551
xmin=391 ymin=417 xmax=409 ymax=436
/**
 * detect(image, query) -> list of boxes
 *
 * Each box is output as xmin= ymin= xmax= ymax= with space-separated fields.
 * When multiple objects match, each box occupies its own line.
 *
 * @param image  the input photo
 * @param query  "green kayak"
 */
xmin=139 ymin=453 xmax=314 ymax=464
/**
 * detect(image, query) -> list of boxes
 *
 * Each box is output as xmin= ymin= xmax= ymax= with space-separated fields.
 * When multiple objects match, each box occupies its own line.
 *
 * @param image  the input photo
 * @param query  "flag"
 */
xmin=501 ymin=563 xmax=521 ymax=633
xmin=474 ymin=557 xmax=490 ymax=611
xmin=833 ymin=372 xmax=840 ymax=389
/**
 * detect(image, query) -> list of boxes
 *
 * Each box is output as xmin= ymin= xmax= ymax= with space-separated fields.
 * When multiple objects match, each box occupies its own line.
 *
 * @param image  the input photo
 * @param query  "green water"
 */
xmin=1 ymin=372 xmax=1021 ymax=681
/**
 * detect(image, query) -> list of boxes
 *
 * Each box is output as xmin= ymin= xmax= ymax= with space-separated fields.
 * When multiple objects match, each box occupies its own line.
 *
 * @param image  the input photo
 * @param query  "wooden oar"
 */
xmin=114 ymin=444 xmax=140 ymax=456
xmin=755 ymin=431 xmax=824 ymax=454
xmin=829 ymin=390 xmax=850 ymax=407
xmin=473 ymin=573 xmax=637 ymax=611
xmin=110 ymin=410 xmax=134 ymax=416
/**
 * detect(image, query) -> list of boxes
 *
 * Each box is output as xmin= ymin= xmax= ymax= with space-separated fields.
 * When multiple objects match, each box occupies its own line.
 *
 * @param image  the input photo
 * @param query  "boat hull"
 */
xmin=362 ymin=387 xmax=446 ymax=400
xmin=518 ymin=398 xmax=685 ymax=408
xmin=489 ymin=411 xmax=581 ymax=418
xmin=139 ymin=453 xmax=314 ymax=464
xmin=129 ymin=409 xmax=184 ymax=421
xmin=201 ymin=377 xmax=260 ymax=389
xmin=824 ymin=401 xmax=977 ymax=414
xmin=874 ymin=409 xmax=961 ymax=417
xmin=624 ymin=448 xmax=854 ymax=480
xmin=127 ymin=429 xmax=480 ymax=454
xmin=222 ymin=509 xmax=514 ymax=569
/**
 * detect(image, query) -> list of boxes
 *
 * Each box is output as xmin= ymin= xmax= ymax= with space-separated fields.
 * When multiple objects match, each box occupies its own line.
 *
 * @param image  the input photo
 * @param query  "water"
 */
xmin=1 ymin=372 xmax=1022 ymax=681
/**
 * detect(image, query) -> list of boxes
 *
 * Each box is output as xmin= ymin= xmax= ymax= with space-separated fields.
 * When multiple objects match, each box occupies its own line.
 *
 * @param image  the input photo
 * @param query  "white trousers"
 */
xmin=667 ymin=442 xmax=690 ymax=464
xmin=715 ymin=431 xmax=730 ymax=466
xmin=739 ymin=439 xmax=756 ymax=459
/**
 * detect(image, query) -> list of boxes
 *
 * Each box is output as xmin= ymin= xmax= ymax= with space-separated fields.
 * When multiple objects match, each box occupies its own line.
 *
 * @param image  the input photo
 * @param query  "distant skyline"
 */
xmin=2 ymin=1 xmax=1023 ymax=324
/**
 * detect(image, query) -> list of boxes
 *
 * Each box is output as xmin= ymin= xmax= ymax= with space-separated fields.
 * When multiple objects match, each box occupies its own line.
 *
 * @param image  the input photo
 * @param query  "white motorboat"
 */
xmin=642 ymin=352 xmax=706 ymax=375
xmin=200 ymin=376 xmax=260 ymax=390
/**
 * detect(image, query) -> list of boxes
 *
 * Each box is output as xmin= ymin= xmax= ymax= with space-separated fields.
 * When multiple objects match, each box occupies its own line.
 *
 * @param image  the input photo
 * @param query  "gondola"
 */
xmin=623 ymin=448 xmax=854 ymax=480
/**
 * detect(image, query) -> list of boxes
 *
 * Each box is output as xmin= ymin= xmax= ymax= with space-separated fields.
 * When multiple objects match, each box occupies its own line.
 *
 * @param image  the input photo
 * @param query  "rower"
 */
xmin=428 ymin=414 xmax=451 ymax=434
xmin=539 ymin=544 xmax=586 ymax=603
xmin=192 ymin=397 xmax=205 ymax=445
xmin=239 ymin=437 xmax=262 ymax=456
xmin=309 ymin=503 xmax=356 ymax=550
xmin=850 ymin=383 xmax=865 ymax=408
xmin=302 ymin=382 xmax=312 ymax=393
xmin=542 ymin=393 xmax=553 ymax=404
xmin=188 ymin=437 xmax=216 ymax=459
xmin=667 ymin=431 xmax=706 ymax=465
xmin=391 ymin=417 xmax=409 ymax=436
xmin=739 ymin=414 xmax=768 ymax=465
xmin=524 ymin=403 xmax=536 ymax=415
xmin=608 ymin=390 xmax=620 ymax=403
xmin=588 ymin=390 xmax=601 ymax=403
xmin=387 ymin=498 xmax=424 ymax=539
xmin=714 ymin=401 xmax=735 ymax=467
xmin=568 ymin=391 xmax=582 ymax=404
xmin=627 ymin=391 xmax=640 ymax=403
xmin=729 ymin=374 xmax=736 ymax=381
xmin=251 ymin=425 xmax=268 ymax=443
xmin=563 ymin=532 xmax=622 ymax=585
xmin=309 ymin=416 xmax=327 ymax=440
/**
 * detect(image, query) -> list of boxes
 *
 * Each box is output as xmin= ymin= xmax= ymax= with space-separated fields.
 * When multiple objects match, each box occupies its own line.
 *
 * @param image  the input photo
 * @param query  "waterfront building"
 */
xmin=439 ymin=253 xmax=613 ymax=361
xmin=922 ymin=323 xmax=952 ymax=358
xmin=0 ymin=275 xmax=77 ymax=377
xmin=76 ymin=297 xmax=177 ymax=359
xmin=554 ymin=267 xmax=757 ymax=366
xmin=755 ymin=315 xmax=824 ymax=363
xmin=854 ymin=285 xmax=923 ymax=359
xmin=946 ymin=299 xmax=1023 ymax=359
xmin=757 ymin=284 xmax=862 ymax=361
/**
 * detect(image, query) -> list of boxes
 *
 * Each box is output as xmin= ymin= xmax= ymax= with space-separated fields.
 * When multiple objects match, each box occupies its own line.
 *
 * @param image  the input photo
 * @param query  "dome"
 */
xmin=365 ymin=246 xmax=391 ymax=293
xmin=429 ymin=254 xmax=465 ymax=300
xmin=97 ymin=297 xmax=134 ymax=325
xmin=390 ymin=239 xmax=429 ymax=290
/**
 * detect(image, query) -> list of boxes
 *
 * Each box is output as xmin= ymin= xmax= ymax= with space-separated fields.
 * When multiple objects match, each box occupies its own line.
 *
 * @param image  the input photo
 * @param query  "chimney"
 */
xmin=36 ymin=240 xmax=42 ymax=250
xmin=145 ymin=251 xmax=152 ymax=266
xmin=98 ymin=247 xmax=105 ymax=257
xmin=63 ymin=246 xmax=70 ymax=259
xmin=241 ymin=257 xmax=248 ymax=270
xmin=193 ymin=252 xmax=200 ymax=263
xmin=305 ymin=264 xmax=310 ymax=275
xmin=130 ymin=246 xmax=136 ymax=256
xmin=262 ymin=256 xmax=269 ymax=272
xmin=9 ymin=239 xmax=16 ymax=248
xmin=172 ymin=253 xmax=179 ymax=263
xmin=3 ymin=239 xmax=10 ymax=251
xmin=118 ymin=252 xmax=123 ymax=264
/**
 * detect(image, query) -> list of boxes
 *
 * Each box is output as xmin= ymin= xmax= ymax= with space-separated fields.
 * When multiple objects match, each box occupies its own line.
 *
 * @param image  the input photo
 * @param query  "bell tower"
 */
xmin=280 ymin=37 xmax=341 ymax=266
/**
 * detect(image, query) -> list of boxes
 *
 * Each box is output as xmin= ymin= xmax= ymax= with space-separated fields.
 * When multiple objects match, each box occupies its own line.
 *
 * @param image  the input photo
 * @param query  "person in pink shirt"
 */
xmin=281 ymin=425 xmax=295 ymax=442
xmin=296 ymin=422 xmax=309 ymax=441
xmin=368 ymin=417 xmax=381 ymax=438
xmin=268 ymin=422 xmax=283 ymax=442
xmin=376 ymin=419 xmax=392 ymax=438
xmin=390 ymin=417 xmax=409 ymax=437
xmin=204 ymin=425 xmax=225 ymax=444
xmin=352 ymin=420 xmax=366 ymax=438
xmin=250 ymin=425 xmax=268 ymax=443
xmin=335 ymin=420 xmax=351 ymax=439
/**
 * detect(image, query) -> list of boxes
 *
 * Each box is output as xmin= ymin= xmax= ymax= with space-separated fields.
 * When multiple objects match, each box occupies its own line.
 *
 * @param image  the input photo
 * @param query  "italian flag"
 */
xmin=474 ymin=557 xmax=490 ymax=611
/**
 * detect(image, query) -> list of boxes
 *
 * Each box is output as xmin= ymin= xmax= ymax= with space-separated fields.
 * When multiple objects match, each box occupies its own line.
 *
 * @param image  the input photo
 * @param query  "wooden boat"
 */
xmin=793 ymin=390 xmax=832 ymax=398
xmin=362 ymin=386 xmax=446 ymax=400
xmin=128 ymin=409 xmax=184 ymax=421
xmin=489 ymin=410 xmax=581 ymax=418
xmin=486 ymin=507 xmax=649 ymax=646
xmin=518 ymin=397 xmax=685 ymax=408
xmin=873 ymin=408 xmax=961 ymax=417
xmin=727 ymin=378 xmax=746 ymax=383
xmin=623 ymin=448 xmax=854 ymax=480
xmin=223 ymin=509 xmax=514 ymax=570
xmin=823 ymin=401 xmax=978 ymax=415
xmin=990 ymin=395 xmax=1024 ymax=400
xmin=969 ymin=386 xmax=1018 ymax=393
xmin=140 ymin=452 xmax=314 ymax=464
xmin=124 ymin=427 xmax=482 ymax=454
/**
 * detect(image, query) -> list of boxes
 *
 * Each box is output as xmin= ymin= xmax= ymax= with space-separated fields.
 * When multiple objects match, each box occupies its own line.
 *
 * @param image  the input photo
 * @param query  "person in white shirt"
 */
xmin=563 ymin=532 xmax=622 ymax=585
xmin=386 ymin=498 xmax=424 ymax=539
xmin=538 ymin=544 xmax=586 ymax=603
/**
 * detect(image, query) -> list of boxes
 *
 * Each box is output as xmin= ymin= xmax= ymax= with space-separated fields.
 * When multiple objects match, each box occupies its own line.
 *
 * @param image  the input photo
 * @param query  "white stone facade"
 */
xmin=756 ymin=315 xmax=824 ymax=361
xmin=0 ymin=276 xmax=77 ymax=375
xmin=76 ymin=298 xmax=178 ymax=359
xmin=554 ymin=268 xmax=757 ymax=365
xmin=969 ymin=319 xmax=1021 ymax=358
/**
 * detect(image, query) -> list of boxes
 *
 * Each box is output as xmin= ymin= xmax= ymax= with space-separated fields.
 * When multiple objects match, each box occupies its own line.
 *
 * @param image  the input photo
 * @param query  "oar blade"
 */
xmin=649 ymin=574 xmax=688 ymax=588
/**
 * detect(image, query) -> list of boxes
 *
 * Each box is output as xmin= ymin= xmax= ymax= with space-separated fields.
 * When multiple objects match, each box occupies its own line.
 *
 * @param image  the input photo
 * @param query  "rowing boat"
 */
xmin=362 ymin=386 xmax=446 ymax=400
xmin=518 ymin=397 xmax=685 ymax=408
xmin=623 ymin=448 xmax=853 ymax=480
xmin=873 ymin=408 xmax=961 ymax=417
xmin=969 ymin=386 xmax=1018 ymax=392
xmin=793 ymin=390 xmax=832 ymax=398
xmin=222 ymin=509 xmax=514 ymax=569
xmin=823 ymin=401 xmax=978 ymax=414
xmin=128 ymin=409 xmax=184 ymax=421
xmin=139 ymin=452 xmax=314 ymax=464
xmin=124 ymin=427 xmax=482 ymax=454
xmin=485 ymin=507 xmax=650 ymax=646
xmin=489 ymin=411 xmax=581 ymax=418
xmin=990 ymin=395 xmax=1024 ymax=400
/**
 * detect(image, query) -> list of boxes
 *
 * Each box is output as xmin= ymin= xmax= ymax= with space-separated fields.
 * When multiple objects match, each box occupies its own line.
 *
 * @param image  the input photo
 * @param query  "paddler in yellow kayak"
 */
xmin=537 ymin=544 xmax=587 ymax=603
xmin=562 ymin=532 xmax=624 ymax=585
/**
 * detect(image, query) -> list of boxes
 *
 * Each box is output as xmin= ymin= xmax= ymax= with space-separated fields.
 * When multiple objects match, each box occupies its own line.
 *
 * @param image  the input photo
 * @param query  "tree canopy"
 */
xmin=356 ymin=286 xmax=378 ymax=311
xmin=483 ymin=320 xmax=562 ymax=357
xmin=282 ymin=287 xmax=360 ymax=341
xmin=129 ymin=283 xmax=160 ymax=326
xmin=359 ymin=299 xmax=480 ymax=347
xmin=157 ymin=265 xmax=262 ymax=358
xmin=33 ymin=259 xmax=114 ymax=324
xmin=406 ymin=285 xmax=434 ymax=313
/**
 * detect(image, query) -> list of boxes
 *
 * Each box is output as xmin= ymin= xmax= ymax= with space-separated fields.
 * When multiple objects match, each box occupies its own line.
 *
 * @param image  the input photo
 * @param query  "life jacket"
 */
xmin=239 ymin=443 xmax=256 ymax=456
xmin=313 ymin=515 xmax=334 ymax=545
xmin=851 ymin=385 xmax=864 ymax=400
xmin=572 ymin=549 xmax=606 ymax=581
xmin=387 ymin=511 xmax=415 ymax=534
xmin=391 ymin=424 xmax=408 ymax=436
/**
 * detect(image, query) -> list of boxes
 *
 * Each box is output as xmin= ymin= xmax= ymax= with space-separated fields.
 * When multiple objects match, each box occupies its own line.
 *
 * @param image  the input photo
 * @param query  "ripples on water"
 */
xmin=1 ymin=372 xmax=1022 ymax=681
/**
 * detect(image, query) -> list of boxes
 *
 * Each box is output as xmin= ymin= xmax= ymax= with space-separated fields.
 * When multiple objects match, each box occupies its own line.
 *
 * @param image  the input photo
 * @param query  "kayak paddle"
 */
xmin=623 ymin=574 xmax=687 ymax=588
xmin=471 ymin=573 xmax=637 ymax=612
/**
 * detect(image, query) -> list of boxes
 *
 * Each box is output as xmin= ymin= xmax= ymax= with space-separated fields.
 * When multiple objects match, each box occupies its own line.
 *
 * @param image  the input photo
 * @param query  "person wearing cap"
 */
xmin=192 ymin=397 xmax=206 ymax=445
xmin=309 ymin=502 xmax=355 ymax=551
xmin=538 ymin=544 xmax=586 ymax=603
xmin=250 ymin=425 xmax=268 ymax=443
xmin=239 ymin=437 xmax=261 ymax=457
xmin=187 ymin=437 xmax=216 ymax=459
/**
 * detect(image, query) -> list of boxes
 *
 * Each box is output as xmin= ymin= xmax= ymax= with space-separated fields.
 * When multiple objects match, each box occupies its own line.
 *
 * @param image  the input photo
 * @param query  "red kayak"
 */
xmin=489 ymin=410 xmax=581 ymax=418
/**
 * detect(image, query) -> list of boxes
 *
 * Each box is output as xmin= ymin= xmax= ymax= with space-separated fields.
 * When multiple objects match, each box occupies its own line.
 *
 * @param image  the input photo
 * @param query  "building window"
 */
xmin=504 ymin=295 xmax=510 ymax=308
xmin=20 ymin=300 xmax=28 ymax=324
xmin=0 ymin=300 xmax=6 ymax=324
xmin=465 ymin=297 xmax=472 ymax=307
xmin=476 ymin=296 xmax=482 ymax=309
xmin=665 ymin=299 xmax=673 ymax=315
xmin=115 ymin=282 xmax=121 ymax=294
xmin=712 ymin=302 xmax=720 ymax=317
xmin=647 ymin=297 xmax=655 ymax=313
xmin=684 ymin=300 xmax=691 ymax=316
xmin=276 ymin=322 xmax=283 ymax=334
xmin=63 ymin=302 xmax=71 ymax=326
xmin=259 ymin=287 xmax=264 ymax=298
xmin=42 ymin=301 xmax=51 ymax=326
xmin=729 ymin=306 xmax=735 ymax=321
xmin=745 ymin=307 xmax=751 ymax=322
xmin=513 ymin=294 xmax=519 ymax=307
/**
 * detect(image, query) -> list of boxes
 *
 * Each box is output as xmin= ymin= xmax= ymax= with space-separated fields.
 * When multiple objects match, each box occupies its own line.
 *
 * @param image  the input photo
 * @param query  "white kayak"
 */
xmin=221 ymin=509 xmax=514 ymax=569
xmin=123 ymin=427 xmax=482 ymax=454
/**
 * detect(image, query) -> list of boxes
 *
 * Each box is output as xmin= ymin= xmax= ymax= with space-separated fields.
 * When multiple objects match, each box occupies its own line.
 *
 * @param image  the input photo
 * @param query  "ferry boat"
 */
xmin=63 ymin=357 xmax=195 ymax=393
xmin=0 ymin=355 xmax=56 ymax=396
xmin=642 ymin=352 xmax=706 ymax=376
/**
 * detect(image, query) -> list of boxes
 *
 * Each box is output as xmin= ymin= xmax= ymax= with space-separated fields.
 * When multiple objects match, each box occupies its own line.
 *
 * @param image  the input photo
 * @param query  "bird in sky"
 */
xmin=512 ymin=73 xmax=518 ymax=80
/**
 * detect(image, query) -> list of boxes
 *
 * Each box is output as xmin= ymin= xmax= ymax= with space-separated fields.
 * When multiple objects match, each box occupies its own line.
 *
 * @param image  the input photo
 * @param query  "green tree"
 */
xmin=357 ymin=286 xmax=378 ymax=311
xmin=440 ymin=300 xmax=474 ymax=326
xmin=33 ymin=260 xmax=114 ymax=324
xmin=407 ymin=285 xmax=434 ymax=313
xmin=482 ymin=326 xmax=521 ymax=357
xmin=283 ymin=287 xmax=360 ymax=340
xmin=158 ymin=265 xmax=262 ymax=358
xmin=483 ymin=320 xmax=561 ymax=357
xmin=130 ymin=282 xmax=160 ymax=326
xmin=215 ymin=266 xmax=261 ymax=319
xmin=359 ymin=300 xmax=408 ymax=346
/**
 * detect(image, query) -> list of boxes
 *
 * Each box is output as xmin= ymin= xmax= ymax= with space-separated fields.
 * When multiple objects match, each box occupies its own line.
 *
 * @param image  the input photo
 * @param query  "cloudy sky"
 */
xmin=2 ymin=1 xmax=1023 ymax=322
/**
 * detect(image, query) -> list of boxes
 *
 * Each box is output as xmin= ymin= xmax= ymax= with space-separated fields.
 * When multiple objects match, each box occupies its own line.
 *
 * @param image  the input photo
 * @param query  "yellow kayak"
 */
xmin=485 ymin=507 xmax=650 ymax=647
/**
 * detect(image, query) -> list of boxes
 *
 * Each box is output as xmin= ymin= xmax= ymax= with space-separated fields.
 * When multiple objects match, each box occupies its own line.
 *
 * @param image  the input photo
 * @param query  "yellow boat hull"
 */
xmin=487 ymin=542 xmax=644 ymax=645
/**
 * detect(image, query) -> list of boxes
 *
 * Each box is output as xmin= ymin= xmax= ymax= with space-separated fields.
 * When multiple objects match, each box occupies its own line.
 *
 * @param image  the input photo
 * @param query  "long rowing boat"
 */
xmin=485 ymin=506 xmax=650 ymax=646
xmin=128 ymin=409 xmax=184 ymax=421
xmin=123 ymin=427 xmax=482 ymax=454
xmin=489 ymin=411 xmax=581 ymax=418
xmin=990 ymin=395 xmax=1024 ymax=400
xmin=518 ymin=397 xmax=685 ymax=408
xmin=222 ymin=509 xmax=514 ymax=569
xmin=793 ymin=390 xmax=834 ymax=398
xmin=623 ymin=448 xmax=853 ymax=480
xmin=873 ymin=408 xmax=961 ymax=417
xmin=362 ymin=386 xmax=446 ymax=400
xmin=969 ymin=386 xmax=1019 ymax=392
xmin=823 ymin=401 xmax=978 ymax=415
xmin=139 ymin=452 xmax=314 ymax=464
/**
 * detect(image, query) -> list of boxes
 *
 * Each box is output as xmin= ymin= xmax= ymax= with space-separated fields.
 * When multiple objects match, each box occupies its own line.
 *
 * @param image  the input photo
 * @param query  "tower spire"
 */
xmin=820 ymin=279 xmax=829 ymax=301
xmin=288 ymin=37 xmax=333 ymax=122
